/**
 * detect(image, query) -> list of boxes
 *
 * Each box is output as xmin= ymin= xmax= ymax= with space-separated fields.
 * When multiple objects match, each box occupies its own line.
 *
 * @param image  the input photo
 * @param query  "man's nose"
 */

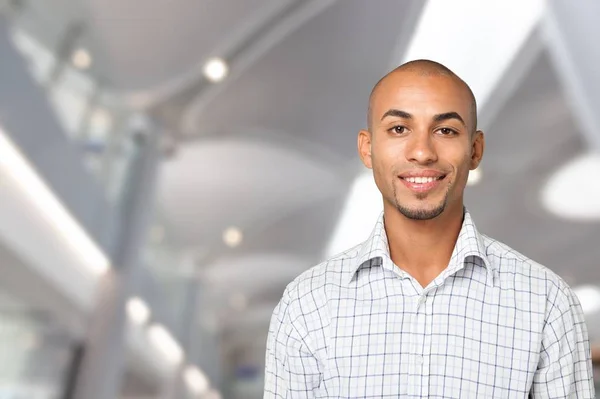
xmin=405 ymin=131 xmax=438 ymax=165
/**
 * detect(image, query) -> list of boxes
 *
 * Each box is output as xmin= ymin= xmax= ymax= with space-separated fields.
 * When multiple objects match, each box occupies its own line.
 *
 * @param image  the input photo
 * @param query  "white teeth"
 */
xmin=405 ymin=177 xmax=437 ymax=184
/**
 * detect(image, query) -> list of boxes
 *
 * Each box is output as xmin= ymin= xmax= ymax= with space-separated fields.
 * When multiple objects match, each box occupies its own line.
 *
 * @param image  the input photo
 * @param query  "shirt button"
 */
xmin=416 ymin=355 xmax=424 ymax=365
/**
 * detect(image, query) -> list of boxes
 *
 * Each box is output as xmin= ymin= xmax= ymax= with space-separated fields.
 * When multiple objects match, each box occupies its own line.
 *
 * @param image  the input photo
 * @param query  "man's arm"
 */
xmin=530 ymin=282 xmax=595 ymax=398
xmin=264 ymin=288 xmax=322 ymax=398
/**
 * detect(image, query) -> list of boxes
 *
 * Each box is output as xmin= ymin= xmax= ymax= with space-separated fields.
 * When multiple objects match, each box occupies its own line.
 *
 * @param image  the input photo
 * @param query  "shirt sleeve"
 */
xmin=530 ymin=282 xmax=595 ymax=398
xmin=264 ymin=288 xmax=322 ymax=398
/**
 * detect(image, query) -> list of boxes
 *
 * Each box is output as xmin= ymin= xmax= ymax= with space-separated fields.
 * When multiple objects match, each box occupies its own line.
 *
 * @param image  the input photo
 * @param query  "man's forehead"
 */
xmin=371 ymin=74 xmax=471 ymax=113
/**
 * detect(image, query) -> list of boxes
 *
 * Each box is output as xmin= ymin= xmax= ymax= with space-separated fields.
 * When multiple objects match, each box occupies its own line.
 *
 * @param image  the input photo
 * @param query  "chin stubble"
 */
xmin=392 ymin=180 xmax=450 ymax=221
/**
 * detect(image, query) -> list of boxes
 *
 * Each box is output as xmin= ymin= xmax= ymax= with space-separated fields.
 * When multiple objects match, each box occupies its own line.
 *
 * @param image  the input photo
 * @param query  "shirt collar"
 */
xmin=348 ymin=208 xmax=492 ymax=284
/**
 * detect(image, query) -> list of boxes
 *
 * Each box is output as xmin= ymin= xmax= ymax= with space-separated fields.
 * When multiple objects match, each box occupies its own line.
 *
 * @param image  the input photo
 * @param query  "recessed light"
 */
xmin=72 ymin=48 xmax=92 ymax=70
xmin=203 ymin=57 xmax=228 ymax=82
xmin=183 ymin=365 xmax=209 ymax=395
xmin=147 ymin=324 xmax=183 ymax=365
xmin=223 ymin=226 xmax=242 ymax=248
xmin=126 ymin=297 xmax=151 ymax=325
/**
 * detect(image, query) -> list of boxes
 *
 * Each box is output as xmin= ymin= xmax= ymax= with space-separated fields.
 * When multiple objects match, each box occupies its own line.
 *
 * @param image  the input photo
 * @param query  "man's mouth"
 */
xmin=398 ymin=172 xmax=446 ymax=193
xmin=401 ymin=176 xmax=444 ymax=184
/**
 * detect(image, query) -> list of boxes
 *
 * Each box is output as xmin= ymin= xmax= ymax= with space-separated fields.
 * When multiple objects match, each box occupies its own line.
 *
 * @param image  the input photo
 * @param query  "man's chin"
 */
xmin=396 ymin=202 xmax=446 ymax=221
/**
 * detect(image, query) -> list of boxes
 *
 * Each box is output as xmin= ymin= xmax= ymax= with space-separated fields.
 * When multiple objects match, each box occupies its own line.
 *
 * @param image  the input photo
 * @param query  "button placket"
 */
xmin=413 ymin=294 xmax=427 ymax=397
xmin=421 ymin=293 xmax=433 ymax=398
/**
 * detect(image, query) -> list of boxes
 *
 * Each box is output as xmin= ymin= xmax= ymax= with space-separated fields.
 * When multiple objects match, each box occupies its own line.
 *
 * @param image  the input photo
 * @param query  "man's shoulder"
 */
xmin=282 ymin=243 xmax=363 ymax=305
xmin=482 ymin=234 xmax=574 ymax=297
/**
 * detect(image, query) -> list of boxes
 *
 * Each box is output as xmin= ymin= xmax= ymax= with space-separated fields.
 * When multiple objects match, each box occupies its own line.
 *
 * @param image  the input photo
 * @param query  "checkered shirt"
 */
xmin=264 ymin=210 xmax=594 ymax=398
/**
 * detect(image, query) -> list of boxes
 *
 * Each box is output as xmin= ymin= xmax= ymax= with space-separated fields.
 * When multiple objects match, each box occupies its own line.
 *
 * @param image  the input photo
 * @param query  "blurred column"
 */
xmin=161 ymin=276 xmax=198 ymax=399
xmin=163 ymin=277 xmax=221 ymax=399
xmin=544 ymin=0 xmax=600 ymax=151
xmin=191 ymin=281 xmax=223 ymax=393
xmin=72 ymin=119 xmax=161 ymax=399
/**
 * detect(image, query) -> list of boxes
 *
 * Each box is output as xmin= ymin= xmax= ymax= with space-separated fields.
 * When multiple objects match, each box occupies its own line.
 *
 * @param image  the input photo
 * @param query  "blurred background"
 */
xmin=0 ymin=0 xmax=599 ymax=398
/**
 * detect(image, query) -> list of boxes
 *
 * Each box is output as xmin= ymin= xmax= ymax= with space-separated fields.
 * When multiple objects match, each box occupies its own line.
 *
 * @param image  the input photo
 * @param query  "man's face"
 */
xmin=359 ymin=72 xmax=484 ymax=220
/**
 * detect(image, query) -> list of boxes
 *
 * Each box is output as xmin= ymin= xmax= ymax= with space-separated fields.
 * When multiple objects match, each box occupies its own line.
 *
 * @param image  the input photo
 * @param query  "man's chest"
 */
xmin=314 ymin=286 xmax=545 ymax=398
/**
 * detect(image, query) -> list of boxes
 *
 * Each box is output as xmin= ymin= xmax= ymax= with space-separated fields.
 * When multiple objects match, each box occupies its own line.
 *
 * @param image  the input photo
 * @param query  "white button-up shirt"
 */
xmin=264 ymin=210 xmax=594 ymax=398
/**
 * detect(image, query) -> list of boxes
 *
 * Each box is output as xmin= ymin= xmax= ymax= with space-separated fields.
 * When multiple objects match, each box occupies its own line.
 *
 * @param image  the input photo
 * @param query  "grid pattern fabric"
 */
xmin=264 ymin=210 xmax=594 ymax=398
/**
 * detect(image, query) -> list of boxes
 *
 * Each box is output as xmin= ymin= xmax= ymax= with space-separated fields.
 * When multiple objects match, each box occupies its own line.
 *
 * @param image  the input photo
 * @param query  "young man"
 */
xmin=264 ymin=60 xmax=594 ymax=398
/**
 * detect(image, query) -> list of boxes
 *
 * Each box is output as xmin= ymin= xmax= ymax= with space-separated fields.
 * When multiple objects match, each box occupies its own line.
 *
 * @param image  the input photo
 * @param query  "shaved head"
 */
xmin=368 ymin=59 xmax=477 ymax=133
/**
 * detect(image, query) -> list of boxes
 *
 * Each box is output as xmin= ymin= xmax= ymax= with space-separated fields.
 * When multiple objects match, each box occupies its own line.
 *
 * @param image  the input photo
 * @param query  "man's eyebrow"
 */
xmin=433 ymin=112 xmax=466 ymax=127
xmin=380 ymin=109 xmax=412 ymax=121
xmin=380 ymin=109 xmax=468 ymax=128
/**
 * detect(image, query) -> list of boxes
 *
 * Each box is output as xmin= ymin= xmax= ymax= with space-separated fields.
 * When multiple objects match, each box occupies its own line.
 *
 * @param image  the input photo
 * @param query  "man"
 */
xmin=264 ymin=60 xmax=594 ymax=398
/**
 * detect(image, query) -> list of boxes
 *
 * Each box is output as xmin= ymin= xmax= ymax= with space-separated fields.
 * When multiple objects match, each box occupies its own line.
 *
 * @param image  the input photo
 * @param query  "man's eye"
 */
xmin=438 ymin=128 xmax=456 ymax=135
xmin=391 ymin=126 xmax=406 ymax=134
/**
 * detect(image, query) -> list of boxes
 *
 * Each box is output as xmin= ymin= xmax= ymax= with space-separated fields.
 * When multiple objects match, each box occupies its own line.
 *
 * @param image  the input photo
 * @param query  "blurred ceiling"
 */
xmin=9 ymin=0 xmax=600 ymax=380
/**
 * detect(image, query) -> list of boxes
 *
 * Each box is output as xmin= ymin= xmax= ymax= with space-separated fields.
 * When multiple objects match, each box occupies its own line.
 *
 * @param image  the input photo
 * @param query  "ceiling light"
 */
xmin=467 ymin=168 xmax=482 ymax=186
xmin=126 ymin=297 xmax=151 ymax=325
xmin=541 ymin=152 xmax=600 ymax=220
xmin=183 ymin=365 xmax=210 ymax=395
xmin=71 ymin=48 xmax=92 ymax=70
xmin=223 ymin=226 xmax=242 ymax=248
xmin=229 ymin=293 xmax=248 ymax=311
xmin=203 ymin=58 xmax=228 ymax=83
xmin=0 ymin=127 xmax=109 ymax=275
xmin=147 ymin=324 xmax=183 ymax=365
xmin=572 ymin=285 xmax=600 ymax=315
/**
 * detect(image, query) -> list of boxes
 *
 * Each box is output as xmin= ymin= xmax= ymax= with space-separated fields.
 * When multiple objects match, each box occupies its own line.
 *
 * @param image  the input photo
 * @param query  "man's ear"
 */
xmin=470 ymin=130 xmax=485 ymax=170
xmin=358 ymin=129 xmax=373 ymax=169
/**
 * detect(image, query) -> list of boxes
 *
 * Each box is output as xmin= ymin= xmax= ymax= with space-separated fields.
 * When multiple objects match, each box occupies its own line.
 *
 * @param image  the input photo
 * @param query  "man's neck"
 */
xmin=383 ymin=201 xmax=464 ymax=288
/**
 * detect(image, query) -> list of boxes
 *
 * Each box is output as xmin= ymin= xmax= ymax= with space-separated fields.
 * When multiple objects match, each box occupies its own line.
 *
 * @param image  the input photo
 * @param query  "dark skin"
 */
xmin=358 ymin=66 xmax=485 ymax=288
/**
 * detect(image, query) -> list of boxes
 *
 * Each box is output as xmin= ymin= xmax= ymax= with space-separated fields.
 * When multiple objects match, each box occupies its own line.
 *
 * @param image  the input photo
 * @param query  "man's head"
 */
xmin=358 ymin=59 xmax=484 ymax=221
